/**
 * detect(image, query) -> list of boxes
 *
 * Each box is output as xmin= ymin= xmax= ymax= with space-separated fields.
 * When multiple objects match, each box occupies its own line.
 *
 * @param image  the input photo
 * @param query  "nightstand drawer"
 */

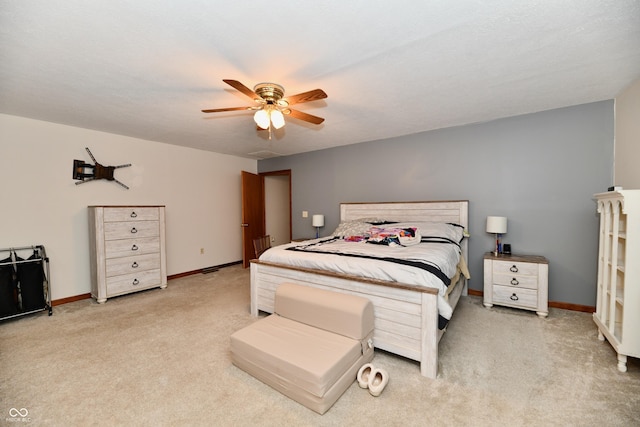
xmin=492 ymin=260 xmax=539 ymax=276
xmin=492 ymin=285 xmax=538 ymax=309
xmin=493 ymin=273 xmax=538 ymax=290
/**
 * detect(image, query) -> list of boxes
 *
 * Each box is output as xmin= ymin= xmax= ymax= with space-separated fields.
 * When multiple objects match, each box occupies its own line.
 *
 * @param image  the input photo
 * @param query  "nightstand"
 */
xmin=483 ymin=252 xmax=549 ymax=317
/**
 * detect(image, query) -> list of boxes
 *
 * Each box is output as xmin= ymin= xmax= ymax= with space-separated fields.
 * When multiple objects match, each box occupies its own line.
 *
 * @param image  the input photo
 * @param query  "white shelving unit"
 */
xmin=593 ymin=190 xmax=640 ymax=372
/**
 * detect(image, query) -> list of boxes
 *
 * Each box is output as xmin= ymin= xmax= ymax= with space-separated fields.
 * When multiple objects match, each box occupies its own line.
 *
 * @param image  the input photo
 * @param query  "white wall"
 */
xmin=614 ymin=78 xmax=640 ymax=188
xmin=0 ymin=114 xmax=256 ymax=300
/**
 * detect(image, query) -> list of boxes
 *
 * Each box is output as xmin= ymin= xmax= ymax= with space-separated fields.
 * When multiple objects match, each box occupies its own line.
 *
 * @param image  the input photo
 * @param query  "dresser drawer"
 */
xmin=104 ymin=220 xmax=160 ymax=240
xmin=105 ymin=269 xmax=162 ymax=296
xmin=492 ymin=284 xmax=538 ymax=309
xmin=492 ymin=260 xmax=539 ymax=276
xmin=105 ymin=237 xmax=160 ymax=258
xmin=493 ymin=273 xmax=538 ymax=290
xmin=103 ymin=207 xmax=160 ymax=222
xmin=105 ymin=253 xmax=161 ymax=277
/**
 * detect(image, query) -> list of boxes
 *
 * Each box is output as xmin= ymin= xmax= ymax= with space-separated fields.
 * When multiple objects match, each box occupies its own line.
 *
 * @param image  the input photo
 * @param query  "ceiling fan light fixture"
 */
xmin=270 ymin=109 xmax=285 ymax=129
xmin=254 ymin=109 xmax=270 ymax=129
xmin=203 ymin=79 xmax=326 ymax=130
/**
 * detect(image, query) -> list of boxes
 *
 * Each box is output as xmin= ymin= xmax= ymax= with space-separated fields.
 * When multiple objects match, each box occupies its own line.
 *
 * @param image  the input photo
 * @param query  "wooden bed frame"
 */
xmin=250 ymin=200 xmax=469 ymax=379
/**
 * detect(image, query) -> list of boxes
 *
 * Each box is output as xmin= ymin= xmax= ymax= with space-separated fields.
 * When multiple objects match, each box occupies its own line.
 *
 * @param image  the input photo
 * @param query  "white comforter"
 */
xmin=259 ymin=223 xmax=463 ymax=320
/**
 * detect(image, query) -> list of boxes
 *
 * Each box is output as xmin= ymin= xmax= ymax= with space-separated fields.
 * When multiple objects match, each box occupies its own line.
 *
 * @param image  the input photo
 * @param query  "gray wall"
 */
xmin=259 ymin=101 xmax=614 ymax=307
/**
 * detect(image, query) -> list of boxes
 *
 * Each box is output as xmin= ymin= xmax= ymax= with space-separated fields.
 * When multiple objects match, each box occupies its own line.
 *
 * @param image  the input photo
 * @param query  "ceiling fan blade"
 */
xmin=284 ymin=89 xmax=327 ymax=105
xmin=223 ymin=79 xmax=260 ymax=101
xmin=201 ymin=106 xmax=255 ymax=113
xmin=285 ymin=108 xmax=325 ymax=125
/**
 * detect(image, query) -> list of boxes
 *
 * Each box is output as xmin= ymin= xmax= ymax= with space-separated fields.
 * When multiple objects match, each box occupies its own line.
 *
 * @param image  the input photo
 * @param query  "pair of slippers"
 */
xmin=356 ymin=363 xmax=389 ymax=396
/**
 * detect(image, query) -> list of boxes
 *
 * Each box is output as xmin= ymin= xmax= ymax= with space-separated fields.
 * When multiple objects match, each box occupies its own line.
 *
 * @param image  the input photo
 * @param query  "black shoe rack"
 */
xmin=0 ymin=245 xmax=52 ymax=320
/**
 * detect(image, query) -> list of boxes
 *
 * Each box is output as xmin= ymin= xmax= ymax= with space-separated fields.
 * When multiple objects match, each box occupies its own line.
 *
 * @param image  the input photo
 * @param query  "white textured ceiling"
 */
xmin=1 ymin=1 xmax=639 ymax=159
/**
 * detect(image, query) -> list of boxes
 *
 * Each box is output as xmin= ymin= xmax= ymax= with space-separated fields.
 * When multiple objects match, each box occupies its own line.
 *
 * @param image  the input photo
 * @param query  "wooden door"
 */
xmin=241 ymin=171 xmax=265 ymax=268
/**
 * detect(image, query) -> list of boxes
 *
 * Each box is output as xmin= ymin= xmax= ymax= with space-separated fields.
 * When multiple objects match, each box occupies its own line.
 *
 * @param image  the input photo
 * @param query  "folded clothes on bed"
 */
xmin=366 ymin=226 xmax=421 ymax=247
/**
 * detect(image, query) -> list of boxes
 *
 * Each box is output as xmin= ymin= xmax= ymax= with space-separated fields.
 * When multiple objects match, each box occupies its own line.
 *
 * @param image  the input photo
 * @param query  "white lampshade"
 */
xmin=486 ymin=216 xmax=507 ymax=234
xmin=270 ymin=109 xmax=285 ymax=129
xmin=253 ymin=109 xmax=270 ymax=129
xmin=312 ymin=214 xmax=325 ymax=227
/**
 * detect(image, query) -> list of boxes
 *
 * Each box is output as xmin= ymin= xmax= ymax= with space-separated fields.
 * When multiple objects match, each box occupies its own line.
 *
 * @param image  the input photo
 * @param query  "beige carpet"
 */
xmin=1 ymin=264 xmax=638 ymax=426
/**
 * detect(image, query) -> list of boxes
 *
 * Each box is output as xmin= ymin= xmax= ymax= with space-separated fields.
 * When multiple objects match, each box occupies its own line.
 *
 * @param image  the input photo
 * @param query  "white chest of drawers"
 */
xmin=88 ymin=205 xmax=167 ymax=303
xmin=483 ymin=252 xmax=549 ymax=317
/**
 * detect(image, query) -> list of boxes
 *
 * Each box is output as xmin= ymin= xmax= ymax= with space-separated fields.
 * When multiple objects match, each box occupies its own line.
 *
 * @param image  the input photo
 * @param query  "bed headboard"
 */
xmin=339 ymin=200 xmax=470 ymax=262
xmin=340 ymin=200 xmax=468 ymax=227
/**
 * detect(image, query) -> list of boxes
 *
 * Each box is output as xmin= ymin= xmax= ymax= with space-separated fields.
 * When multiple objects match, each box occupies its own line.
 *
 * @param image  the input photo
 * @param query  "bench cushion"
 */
xmin=230 ymin=314 xmax=362 ymax=398
xmin=274 ymin=283 xmax=374 ymax=340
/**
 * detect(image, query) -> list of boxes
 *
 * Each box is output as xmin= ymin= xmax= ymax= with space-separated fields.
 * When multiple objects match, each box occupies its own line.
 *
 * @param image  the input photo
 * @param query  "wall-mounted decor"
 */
xmin=72 ymin=147 xmax=131 ymax=189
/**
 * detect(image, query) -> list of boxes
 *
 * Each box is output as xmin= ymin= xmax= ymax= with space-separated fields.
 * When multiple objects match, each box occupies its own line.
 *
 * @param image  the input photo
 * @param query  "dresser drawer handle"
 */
xmin=131 ymin=227 xmax=138 ymax=234
xmin=131 ymin=211 xmax=137 ymax=218
xmin=132 ymin=278 xmax=140 ymax=285
xmin=131 ymin=244 xmax=139 ymax=251
xmin=510 ymin=265 xmax=519 ymax=273
xmin=510 ymin=293 xmax=519 ymax=301
xmin=511 ymin=278 xmax=519 ymax=286
xmin=132 ymin=262 xmax=139 ymax=268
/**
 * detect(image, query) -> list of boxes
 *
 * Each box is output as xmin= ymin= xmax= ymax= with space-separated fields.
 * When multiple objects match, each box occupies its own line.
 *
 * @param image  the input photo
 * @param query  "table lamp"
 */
xmin=312 ymin=214 xmax=325 ymax=238
xmin=486 ymin=216 xmax=507 ymax=256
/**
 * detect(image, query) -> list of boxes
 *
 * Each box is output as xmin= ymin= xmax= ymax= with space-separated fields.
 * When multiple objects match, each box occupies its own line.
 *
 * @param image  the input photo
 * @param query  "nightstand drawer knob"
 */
xmin=132 ymin=262 xmax=139 ymax=268
xmin=131 ymin=227 xmax=138 ymax=234
xmin=510 ymin=265 xmax=519 ymax=273
xmin=130 ymin=211 xmax=137 ymax=218
xmin=510 ymin=293 xmax=519 ymax=301
xmin=511 ymin=278 xmax=519 ymax=285
xmin=132 ymin=278 xmax=140 ymax=285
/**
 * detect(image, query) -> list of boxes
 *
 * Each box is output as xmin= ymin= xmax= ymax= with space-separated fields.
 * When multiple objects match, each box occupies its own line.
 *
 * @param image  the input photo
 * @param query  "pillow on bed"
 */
xmin=391 ymin=222 xmax=465 ymax=244
xmin=332 ymin=218 xmax=397 ymax=238
xmin=331 ymin=221 xmax=373 ymax=238
xmin=333 ymin=220 xmax=465 ymax=243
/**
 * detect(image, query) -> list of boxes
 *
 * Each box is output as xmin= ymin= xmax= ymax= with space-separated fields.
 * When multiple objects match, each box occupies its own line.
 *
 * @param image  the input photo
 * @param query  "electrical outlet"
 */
xmin=200 ymin=248 xmax=204 ymax=254
xmin=302 ymin=211 xmax=308 ymax=218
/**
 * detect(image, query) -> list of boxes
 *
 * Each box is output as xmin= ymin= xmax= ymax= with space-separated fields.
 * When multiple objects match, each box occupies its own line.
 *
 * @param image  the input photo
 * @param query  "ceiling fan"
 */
xmin=202 ymin=79 xmax=327 ymax=131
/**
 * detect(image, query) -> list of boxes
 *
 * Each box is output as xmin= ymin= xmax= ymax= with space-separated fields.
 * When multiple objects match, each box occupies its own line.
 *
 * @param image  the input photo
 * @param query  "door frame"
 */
xmin=262 ymin=169 xmax=292 ymax=244
xmin=241 ymin=169 xmax=291 ymax=267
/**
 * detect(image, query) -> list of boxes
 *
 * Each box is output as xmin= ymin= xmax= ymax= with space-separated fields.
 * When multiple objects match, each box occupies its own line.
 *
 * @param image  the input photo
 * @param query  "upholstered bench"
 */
xmin=230 ymin=283 xmax=374 ymax=414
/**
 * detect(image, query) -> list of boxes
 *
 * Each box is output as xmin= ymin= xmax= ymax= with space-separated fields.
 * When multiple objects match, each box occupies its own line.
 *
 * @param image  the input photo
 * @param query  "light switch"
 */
xmin=302 ymin=211 xmax=308 ymax=218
